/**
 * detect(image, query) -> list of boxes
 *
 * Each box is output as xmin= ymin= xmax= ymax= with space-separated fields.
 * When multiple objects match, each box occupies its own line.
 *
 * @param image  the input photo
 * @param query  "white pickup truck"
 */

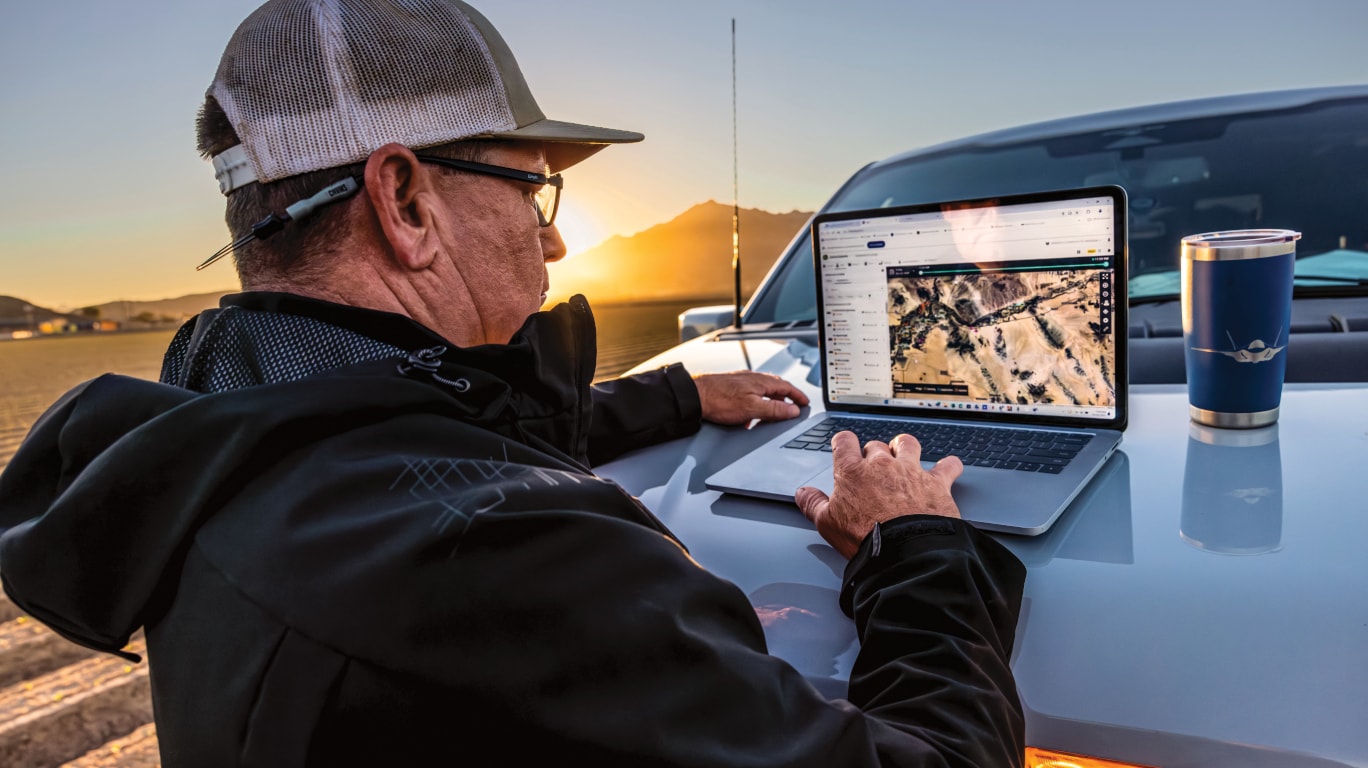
xmin=604 ymin=85 xmax=1368 ymax=768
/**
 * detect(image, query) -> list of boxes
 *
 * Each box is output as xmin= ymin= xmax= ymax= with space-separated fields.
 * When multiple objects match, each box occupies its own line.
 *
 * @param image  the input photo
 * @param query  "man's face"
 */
xmin=428 ymin=142 xmax=567 ymax=346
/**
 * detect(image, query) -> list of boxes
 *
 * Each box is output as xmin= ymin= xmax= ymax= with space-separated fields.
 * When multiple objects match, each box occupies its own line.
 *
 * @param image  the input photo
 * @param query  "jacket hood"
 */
xmin=0 ymin=297 xmax=598 ymax=659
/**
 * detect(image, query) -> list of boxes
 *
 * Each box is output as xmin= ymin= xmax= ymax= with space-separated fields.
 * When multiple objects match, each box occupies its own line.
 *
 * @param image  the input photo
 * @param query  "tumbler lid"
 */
xmin=1181 ymin=229 xmax=1301 ymax=261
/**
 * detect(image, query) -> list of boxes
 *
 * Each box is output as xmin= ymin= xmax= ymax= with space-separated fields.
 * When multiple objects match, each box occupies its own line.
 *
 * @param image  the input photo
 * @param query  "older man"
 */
xmin=0 ymin=1 xmax=1026 ymax=766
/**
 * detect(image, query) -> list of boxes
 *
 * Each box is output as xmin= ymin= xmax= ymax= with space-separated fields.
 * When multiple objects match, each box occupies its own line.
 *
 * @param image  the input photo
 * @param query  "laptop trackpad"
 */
xmin=802 ymin=461 xmax=937 ymax=498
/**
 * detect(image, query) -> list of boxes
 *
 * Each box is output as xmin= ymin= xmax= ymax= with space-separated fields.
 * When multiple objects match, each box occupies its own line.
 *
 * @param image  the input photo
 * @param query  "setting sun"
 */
xmin=552 ymin=198 xmax=607 ymax=259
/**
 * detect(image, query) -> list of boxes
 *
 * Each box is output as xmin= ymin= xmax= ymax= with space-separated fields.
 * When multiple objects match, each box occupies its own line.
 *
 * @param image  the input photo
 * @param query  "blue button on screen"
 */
xmin=866 ymin=241 xmax=886 ymax=249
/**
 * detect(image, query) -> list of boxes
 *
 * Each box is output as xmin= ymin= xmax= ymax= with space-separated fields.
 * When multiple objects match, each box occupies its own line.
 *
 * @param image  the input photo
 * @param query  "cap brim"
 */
xmin=482 ymin=118 xmax=644 ymax=173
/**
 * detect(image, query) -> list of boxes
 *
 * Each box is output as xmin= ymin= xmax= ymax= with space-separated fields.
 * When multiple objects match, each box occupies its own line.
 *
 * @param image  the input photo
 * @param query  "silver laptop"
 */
xmin=706 ymin=185 xmax=1129 ymax=536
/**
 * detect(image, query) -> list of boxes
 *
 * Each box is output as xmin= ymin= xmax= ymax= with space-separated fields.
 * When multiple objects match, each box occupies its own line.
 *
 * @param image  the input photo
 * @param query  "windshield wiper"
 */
xmin=1130 ymin=292 xmax=1179 ymax=305
xmin=1294 ymin=274 xmax=1368 ymax=286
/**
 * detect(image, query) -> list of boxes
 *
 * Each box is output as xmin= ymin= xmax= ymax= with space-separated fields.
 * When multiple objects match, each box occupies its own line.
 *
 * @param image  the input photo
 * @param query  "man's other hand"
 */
xmin=693 ymin=371 xmax=810 ymax=425
xmin=795 ymin=432 xmax=962 ymax=559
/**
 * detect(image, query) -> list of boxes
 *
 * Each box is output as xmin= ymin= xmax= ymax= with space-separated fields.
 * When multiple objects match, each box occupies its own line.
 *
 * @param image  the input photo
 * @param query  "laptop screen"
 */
xmin=812 ymin=186 xmax=1127 ymax=427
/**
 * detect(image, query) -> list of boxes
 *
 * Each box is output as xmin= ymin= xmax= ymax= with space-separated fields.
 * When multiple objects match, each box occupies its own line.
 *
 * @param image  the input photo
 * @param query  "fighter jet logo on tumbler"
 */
xmin=1192 ymin=327 xmax=1286 ymax=364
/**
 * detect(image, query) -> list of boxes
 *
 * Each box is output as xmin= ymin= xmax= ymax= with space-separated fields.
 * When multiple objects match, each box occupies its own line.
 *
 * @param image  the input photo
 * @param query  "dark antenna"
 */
xmin=731 ymin=18 xmax=742 ymax=329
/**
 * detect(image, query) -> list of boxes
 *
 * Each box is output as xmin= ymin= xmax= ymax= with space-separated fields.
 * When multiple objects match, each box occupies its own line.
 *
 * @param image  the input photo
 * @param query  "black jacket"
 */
xmin=0 ymin=293 xmax=1026 ymax=767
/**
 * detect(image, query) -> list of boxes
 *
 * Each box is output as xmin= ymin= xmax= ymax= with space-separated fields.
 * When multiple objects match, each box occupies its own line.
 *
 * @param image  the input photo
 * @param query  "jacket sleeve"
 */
xmin=586 ymin=362 xmax=702 ymax=465
xmin=392 ymin=493 xmax=1027 ymax=767
xmin=841 ymin=515 xmax=1027 ymax=766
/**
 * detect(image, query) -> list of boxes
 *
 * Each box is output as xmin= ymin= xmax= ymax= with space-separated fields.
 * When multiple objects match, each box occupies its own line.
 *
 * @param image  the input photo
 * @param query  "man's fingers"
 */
xmin=746 ymin=374 xmax=809 ymax=419
xmin=767 ymin=378 xmax=810 ymax=407
xmin=752 ymin=395 xmax=801 ymax=422
xmin=794 ymin=485 xmax=830 ymax=525
xmin=889 ymin=433 xmax=923 ymax=464
xmin=927 ymin=455 xmax=964 ymax=489
xmin=695 ymin=371 xmax=809 ymax=425
xmin=862 ymin=440 xmax=893 ymax=460
xmin=830 ymin=431 xmax=861 ymax=471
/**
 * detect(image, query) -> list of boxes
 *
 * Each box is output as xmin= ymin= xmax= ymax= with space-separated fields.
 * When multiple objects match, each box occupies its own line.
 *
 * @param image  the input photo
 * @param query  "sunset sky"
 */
xmin=2 ymin=0 xmax=1366 ymax=309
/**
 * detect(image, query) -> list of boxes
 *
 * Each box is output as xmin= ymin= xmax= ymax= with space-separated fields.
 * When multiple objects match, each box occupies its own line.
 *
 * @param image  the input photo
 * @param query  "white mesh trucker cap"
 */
xmin=209 ymin=0 xmax=643 ymax=194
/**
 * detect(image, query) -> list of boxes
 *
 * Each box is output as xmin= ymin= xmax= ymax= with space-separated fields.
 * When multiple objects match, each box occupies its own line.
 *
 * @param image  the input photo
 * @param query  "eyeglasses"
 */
xmin=414 ymin=154 xmax=563 ymax=227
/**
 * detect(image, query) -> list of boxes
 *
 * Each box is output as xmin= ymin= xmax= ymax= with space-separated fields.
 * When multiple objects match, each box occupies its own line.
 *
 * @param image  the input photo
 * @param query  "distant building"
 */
xmin=76 ymin=319 xmax=121 ymax=332
xmin=38 ymin=319 xmax=79 ymax=335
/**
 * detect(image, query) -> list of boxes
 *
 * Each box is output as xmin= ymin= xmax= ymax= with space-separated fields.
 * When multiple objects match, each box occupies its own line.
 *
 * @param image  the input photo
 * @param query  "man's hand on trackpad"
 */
xmin=795 ymin=431 xmax=962 ymax=559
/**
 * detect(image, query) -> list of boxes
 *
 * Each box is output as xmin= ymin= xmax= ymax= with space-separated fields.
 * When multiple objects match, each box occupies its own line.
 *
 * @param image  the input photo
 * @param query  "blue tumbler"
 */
xmin=1181 ymin=229 xmax=1300 ymax=428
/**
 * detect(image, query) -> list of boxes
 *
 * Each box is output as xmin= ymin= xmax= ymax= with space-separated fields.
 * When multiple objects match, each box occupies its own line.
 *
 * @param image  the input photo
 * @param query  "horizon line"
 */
xmin=11 ymin=200 xmax=815 ymax=311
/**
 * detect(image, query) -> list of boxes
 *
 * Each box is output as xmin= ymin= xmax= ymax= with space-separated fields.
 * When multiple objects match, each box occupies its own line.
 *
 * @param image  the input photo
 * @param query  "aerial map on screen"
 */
xmin=886 ymin=267 xmax=1115 ymax=406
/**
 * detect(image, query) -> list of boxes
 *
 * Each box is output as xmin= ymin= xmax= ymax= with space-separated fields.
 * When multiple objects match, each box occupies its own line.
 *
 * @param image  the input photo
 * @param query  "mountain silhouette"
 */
xmin=89 ymin=292 xmax=229 ymax=323
xmin=0 ymin=296 xmax=73 ymax=328
xmin=0 ymin=292 xmax=231 ymax=329
xmin=547 ymin=201 xmax=812 ymax=305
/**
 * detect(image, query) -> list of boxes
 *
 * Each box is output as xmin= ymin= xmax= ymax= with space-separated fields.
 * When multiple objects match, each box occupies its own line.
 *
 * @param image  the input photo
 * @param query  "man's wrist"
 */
xmin=662 ymin=363 xmax=702 ymax=425
xmin=839 ymin=515 xmax=963 ymax=617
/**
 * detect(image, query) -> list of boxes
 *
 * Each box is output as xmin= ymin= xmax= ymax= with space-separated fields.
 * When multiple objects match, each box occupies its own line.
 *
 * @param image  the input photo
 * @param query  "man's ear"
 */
xmin=365 ymin=143 xmax=440 ymax=271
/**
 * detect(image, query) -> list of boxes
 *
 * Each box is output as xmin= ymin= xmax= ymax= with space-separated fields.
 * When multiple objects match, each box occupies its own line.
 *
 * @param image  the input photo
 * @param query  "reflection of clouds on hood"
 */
xmin=754 ymin=604 xmax=820 ymax=627
xmin=749 ymin=582 xmax=856 ymax=680
xmin=944 ymin=201 xmax=1004 ymax=264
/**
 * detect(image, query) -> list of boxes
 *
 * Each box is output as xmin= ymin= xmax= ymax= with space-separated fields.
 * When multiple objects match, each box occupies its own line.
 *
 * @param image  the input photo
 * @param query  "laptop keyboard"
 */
xmin=782 ymin=416 xmax=1093 ymax=474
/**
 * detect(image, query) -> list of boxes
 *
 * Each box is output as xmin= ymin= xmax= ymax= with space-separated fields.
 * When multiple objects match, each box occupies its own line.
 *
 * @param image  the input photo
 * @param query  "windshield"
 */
xmin=747 ymin=96 xmax=1368 ymax=323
